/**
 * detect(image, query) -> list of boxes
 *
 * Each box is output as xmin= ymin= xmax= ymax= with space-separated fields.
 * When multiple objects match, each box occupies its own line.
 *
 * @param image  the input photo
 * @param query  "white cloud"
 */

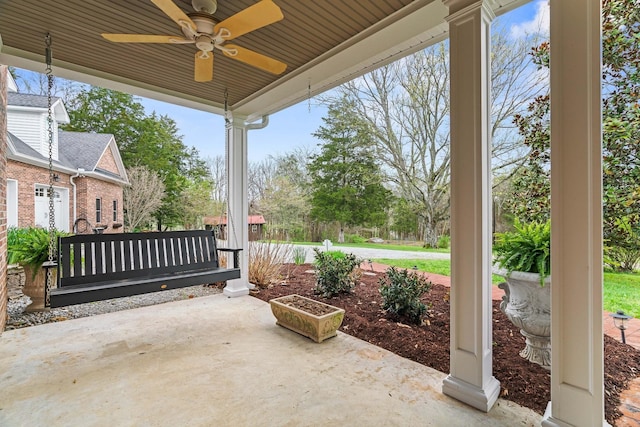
xmin=510 ymin=0 xmax=550 ymax=39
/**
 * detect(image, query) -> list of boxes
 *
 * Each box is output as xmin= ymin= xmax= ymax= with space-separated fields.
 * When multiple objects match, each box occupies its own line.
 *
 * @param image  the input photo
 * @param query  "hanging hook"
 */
xmin=45 ymin=33 xmax=52 ymax=69
xmin=224 ymin=89 xmax=231 ymax=127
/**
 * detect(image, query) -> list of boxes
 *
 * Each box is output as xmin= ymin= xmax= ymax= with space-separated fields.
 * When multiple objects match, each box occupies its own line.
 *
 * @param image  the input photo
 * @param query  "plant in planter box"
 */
xmin=493 ymin=219 xmax=551 ymax=369
xmin=8 ymin=227 xmax=65 ymax=312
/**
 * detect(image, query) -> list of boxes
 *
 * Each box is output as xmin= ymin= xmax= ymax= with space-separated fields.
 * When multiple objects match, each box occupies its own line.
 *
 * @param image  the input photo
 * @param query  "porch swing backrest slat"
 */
xmin=49 ymin=230 xmax=241 ymax=308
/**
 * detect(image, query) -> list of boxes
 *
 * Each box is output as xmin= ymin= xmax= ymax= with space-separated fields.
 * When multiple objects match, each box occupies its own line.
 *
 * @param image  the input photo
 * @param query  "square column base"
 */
xmin=442 ymin=374 xmax=500 ymax=412
xmin=542 ymin=402 xmax=611 ymax=427
xmin=223 ymin=280 xmax=251 ymax=298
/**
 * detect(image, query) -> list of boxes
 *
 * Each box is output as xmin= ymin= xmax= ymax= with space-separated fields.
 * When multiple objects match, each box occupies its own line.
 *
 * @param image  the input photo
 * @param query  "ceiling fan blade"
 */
xmin=223 ymin=44 xmax=286 ymax=75
xmin=194 ymin=51 xmax=214 ymax=82
xmin=214 ymin=0 xmax=284 ymax=40
xmin=101 ymin=34 xmax=192 ymax=44
xmin=151 ymin=0 xmax=197 ymax=32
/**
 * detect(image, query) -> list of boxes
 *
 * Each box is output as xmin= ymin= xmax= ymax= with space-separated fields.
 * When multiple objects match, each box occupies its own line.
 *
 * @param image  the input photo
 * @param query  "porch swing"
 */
xmin=41 ymin=34 xmax=242 ymax=308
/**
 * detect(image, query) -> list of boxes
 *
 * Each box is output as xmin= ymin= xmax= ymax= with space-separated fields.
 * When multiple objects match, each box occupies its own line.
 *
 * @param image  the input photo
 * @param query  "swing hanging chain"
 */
xmin=45 ymin=33 xmax=56 ymax=307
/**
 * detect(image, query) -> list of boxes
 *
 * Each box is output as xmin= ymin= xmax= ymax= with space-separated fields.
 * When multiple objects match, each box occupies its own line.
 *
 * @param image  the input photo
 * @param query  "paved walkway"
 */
xmin=297 ymin=244 xmax=451 ymax=263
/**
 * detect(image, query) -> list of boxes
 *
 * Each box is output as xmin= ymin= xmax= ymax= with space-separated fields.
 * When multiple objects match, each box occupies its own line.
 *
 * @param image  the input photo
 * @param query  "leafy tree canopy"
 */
xmin=309 ymin=98 xmax=391 ymax=237
xmin=508 ymin=0 xmax=640 ymax=270
xmin=62 ymin=86 xmax=209 ymax=229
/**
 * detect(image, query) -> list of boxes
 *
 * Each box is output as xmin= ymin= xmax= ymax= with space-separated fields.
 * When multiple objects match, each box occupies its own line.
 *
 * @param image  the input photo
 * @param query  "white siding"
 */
xmin=51 ymin=118 xmax=59 ymax=161
xmin=7 ymin=109 xmax=43 ymax=152
xmin=7 ymin=109 xmax=59 ymax=160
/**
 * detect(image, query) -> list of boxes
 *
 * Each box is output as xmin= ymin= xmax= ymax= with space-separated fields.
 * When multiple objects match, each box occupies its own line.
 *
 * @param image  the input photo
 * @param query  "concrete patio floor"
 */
xmin=0 ymin=294 xmax=542 ymax=426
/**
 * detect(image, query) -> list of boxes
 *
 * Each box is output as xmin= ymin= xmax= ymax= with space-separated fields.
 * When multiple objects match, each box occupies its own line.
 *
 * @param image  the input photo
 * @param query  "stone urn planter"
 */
xmin=269 ymin=294 xmax=345 ymax=343
xmin=496 ymin=269 xmax=551 ymax=369
xmin=22 ymin=265 xmax=50 ymax=312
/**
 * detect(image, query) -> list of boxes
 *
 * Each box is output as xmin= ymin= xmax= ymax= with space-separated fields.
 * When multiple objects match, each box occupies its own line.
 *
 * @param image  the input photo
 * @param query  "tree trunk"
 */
xmin=338 ymin=228 xmax=345 ymax=243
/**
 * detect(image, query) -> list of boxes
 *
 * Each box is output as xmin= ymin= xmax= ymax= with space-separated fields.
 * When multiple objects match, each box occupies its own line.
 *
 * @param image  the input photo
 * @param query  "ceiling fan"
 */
xmin=101 ymin=0 xmax=287 ymax=82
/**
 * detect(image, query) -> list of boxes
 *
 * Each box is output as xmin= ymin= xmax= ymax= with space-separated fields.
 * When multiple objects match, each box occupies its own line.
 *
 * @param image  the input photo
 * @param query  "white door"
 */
xmin=7 ymin=180 xmax=17 ymax=228
xmin=35 ymin=185 xmax=69 ymax=231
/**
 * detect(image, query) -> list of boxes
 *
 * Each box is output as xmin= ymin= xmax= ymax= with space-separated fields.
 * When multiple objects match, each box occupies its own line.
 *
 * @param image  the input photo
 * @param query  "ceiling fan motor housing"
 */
xmin=188 ymin=13 xmax=218 ymax=35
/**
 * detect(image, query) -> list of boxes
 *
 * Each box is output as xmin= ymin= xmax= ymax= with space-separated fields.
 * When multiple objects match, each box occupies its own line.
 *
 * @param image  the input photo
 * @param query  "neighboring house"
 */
xmin=204 ymin=215 xmax=266 ymax=241
xmin=6 ymin=74 xmax=129 ymax=233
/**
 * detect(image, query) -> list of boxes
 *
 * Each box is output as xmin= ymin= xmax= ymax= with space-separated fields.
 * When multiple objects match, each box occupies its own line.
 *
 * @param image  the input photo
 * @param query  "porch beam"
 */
xmin=442 ymin=0 xmax=499 ymax=412
xmin=543 ymin=0 xmax=606 ymax=425
xmin=223 ymin=115 xmax=251 ymax=297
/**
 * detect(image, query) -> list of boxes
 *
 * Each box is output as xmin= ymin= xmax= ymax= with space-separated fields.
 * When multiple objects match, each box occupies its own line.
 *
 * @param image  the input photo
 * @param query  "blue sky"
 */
xmin=140 ymin=96 xmax=327 ymax=163
xmin=138 ymin=0 xmax=543 ymax=163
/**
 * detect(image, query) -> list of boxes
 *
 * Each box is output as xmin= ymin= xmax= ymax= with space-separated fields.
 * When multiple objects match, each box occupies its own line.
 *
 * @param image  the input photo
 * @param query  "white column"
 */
xmin=442 ymin=0 xmax=499 ymax=412
xmin=542 ymin=0 xmax=605 ymax=425
xmin=223 ymin=115 xmax=251 ymax=297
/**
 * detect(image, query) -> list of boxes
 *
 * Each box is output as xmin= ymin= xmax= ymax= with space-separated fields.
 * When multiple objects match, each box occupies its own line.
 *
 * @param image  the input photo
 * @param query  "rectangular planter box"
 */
xmin=269 ymin=294 xmax=345 ymax=343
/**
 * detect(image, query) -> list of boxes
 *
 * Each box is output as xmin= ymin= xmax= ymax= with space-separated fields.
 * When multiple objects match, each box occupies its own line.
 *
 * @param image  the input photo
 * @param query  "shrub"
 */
xmin=8 ymin=227 xmax=67 ymax=275
xmin=325 ymin=250 xmax=346 ymax=260
xmin=345 ymin=234 xmax=367 ymax=244
xmin=379 ymin=267 xmax=432 ymax=324
xmin=493 ymin=219 xmax=551 ymax=285
xmin=437 ymin=235 xmax=450 ymax=249
xmin=249 ymin=241 xmax=292 ymax=287
xmin=313 ymin=248 xmax=361 ymax=297
xmin=292 ymin=247 xmax=307 ymax=265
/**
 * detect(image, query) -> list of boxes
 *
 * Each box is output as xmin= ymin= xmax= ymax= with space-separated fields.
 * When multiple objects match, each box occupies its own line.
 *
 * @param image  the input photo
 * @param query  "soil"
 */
xmin=251 ymin=264 xmax=640 ymax=425
xmin=273 ymin=294 xmax=340 ymax=316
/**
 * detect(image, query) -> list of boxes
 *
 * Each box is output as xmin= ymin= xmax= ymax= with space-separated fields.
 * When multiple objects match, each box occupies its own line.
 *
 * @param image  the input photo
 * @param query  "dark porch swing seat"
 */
xmin=49 ymin=230 xmax=242 ymax=308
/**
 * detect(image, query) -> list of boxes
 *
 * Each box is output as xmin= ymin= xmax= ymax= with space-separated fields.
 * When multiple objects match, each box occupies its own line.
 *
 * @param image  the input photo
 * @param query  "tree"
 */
xmin=247 ymin=149 xmax=312 ymax=240
xmin=179 ymin=177 xmax=214 ymax=229
xmin=62 ymin=86 xmax=208 ymax=229
xmin=508 ymin=0 xmax=640 ymax=270
xmin=123 ymin=166 xmax=165 ymax=231
xmin=206 ymin=155 xmax=226 ymax=206
xmin=267 ymin=149 xmax=314 ymax=240
xmin=309 ymin=99 xmax=391 ymax=243
xmin=324 ymin=23 xmax=548 ymax=246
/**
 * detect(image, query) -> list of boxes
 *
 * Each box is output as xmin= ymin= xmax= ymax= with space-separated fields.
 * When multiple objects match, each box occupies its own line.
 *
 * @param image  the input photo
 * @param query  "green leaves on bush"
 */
xmin=313 ymin=248 xmax=361 ymax=297
xmin=379 ymin=267 xmax=432 ymax=324
xmin=8 ymin=227 xmax=67 ymax=278
xmin=493 ymin=219 xmax=551 ymax=284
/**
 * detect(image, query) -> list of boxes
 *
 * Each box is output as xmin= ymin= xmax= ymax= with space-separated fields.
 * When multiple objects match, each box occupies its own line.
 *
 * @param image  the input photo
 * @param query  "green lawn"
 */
xmin=291 ymin=241 xmax=450 ymax=253
xmin=373 ymin=258 xmax=640 ymax=318
xmin=372 ymin=258 xmax=503 ymax=284
xmin=603 ymin=272 xmax=640 ymax=318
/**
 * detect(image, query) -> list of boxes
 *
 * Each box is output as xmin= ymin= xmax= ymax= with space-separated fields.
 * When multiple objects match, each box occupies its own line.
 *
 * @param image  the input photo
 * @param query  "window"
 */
xmin=96 ymin=198 xmax=102 ymax=223
xmin=251 ymin=224 xmax=258 ymax=233
xmin=113 ymin=200 xmax=118 ymax=221
xmin=35 ymin=187 xmax=45 ymax=197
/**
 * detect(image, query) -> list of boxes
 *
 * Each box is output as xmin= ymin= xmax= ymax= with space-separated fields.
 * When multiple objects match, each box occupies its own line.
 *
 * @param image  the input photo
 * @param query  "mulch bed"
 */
xmin=250 ymin=264 xmax=640 ymax=425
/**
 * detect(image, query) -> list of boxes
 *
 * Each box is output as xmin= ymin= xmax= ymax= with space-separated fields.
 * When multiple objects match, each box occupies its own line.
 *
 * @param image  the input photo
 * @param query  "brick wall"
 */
xmin=96 ymin=145 xmax=120 ymax=175
xmin=7 ymin=161 xmax=73 ymax=231
xmin=7 ymin=161 xmax=125 ymax=234
xmin=1 ymin=66 xmax=9 ymax=333
xmin=76 ymin=176 xmax=124 ymax=233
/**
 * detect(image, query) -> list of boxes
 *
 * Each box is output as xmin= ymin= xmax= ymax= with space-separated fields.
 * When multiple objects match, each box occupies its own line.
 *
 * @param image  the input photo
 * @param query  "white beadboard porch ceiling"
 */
xmin=0 ymin=0 xmax=525 ymax=122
